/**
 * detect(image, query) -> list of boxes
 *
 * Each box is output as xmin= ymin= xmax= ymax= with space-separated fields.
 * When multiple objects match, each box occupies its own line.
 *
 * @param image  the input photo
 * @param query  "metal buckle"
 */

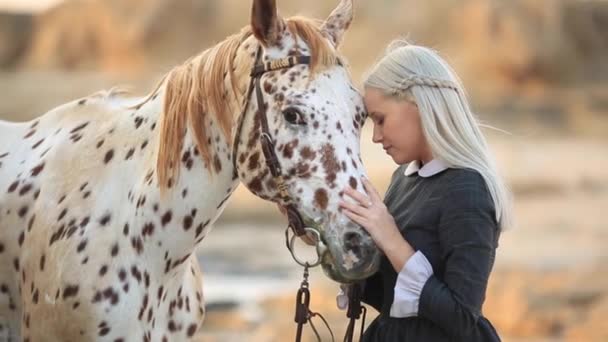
xmin=285 ymin=226 xmax=328 ymax=268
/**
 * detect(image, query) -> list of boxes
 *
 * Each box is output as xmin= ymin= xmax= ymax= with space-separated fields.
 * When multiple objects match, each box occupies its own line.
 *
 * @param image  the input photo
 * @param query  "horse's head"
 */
xmin=234 ymin=0 xmax=380 ymax=282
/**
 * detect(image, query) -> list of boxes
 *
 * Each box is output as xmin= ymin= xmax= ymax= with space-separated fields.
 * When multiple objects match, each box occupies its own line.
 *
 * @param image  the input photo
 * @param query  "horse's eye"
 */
xmin=283 ymin=108 xmax=305 ymax=125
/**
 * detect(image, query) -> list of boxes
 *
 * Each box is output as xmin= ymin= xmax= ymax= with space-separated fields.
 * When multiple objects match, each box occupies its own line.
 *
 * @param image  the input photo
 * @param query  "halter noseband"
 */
xmin=232 ymin=47 xmax=311 ymax=237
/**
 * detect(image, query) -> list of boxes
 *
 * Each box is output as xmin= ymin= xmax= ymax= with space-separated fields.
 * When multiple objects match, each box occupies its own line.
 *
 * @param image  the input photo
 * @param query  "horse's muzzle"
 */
xmin=320 ymin=230 xmax=381 ymax=283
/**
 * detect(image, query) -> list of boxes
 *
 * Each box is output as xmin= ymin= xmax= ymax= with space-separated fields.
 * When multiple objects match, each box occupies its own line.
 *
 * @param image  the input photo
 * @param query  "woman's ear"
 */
xmin=321 ymin=0 xmax=354 ymax=48
xmin=251 ymin=0 xmax=284 ymax=47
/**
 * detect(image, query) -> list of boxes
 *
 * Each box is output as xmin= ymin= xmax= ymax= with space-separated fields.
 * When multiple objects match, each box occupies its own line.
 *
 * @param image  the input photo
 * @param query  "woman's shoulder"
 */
xmin=439 ymin=168 xmax=500 ymax=239
xmin=441 ymin=167 xmax=492 ymax=202
xmin=443 ymin=167 xmax=486 ymax=186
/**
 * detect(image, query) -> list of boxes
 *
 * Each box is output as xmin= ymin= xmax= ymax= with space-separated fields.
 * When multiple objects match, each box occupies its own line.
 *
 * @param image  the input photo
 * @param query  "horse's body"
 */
xmin=0 ymin=1 xmax=379 ymax=340
xmin=0 ymin=90 xmax=225 ymax=341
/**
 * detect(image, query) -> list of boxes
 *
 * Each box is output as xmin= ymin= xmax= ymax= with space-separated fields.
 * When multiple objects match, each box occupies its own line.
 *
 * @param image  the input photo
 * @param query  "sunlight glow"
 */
xmin=0 ymin=0 xmax=65 ymax=13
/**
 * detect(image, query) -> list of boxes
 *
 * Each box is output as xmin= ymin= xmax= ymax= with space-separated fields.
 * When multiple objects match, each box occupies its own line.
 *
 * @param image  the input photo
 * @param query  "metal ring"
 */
xmin=260 ymin=132 xmax=272 ymax=141
xmin=287 ymin=227 xmax=326 ymax=268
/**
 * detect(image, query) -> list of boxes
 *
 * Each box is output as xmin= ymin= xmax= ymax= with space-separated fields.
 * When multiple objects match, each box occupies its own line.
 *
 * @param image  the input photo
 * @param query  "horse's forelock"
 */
xmin=285 ymin=17 xmax=341 ymax=74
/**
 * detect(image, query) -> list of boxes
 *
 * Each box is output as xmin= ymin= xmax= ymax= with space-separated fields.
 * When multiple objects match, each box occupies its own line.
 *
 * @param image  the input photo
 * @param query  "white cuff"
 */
xmin=389 ymin=250 xmax=434 ymax=318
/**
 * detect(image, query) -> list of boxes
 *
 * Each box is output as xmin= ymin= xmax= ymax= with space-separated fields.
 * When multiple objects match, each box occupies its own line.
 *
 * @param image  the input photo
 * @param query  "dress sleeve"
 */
xmin=417 ymin=173 xmax=500 ymax=339
xmin=389 ymin=250 xmax=434 ymax=317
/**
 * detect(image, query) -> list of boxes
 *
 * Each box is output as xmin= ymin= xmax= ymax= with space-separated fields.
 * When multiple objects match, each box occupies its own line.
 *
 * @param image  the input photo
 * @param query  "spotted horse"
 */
xmin=0 ymin=0 xmax=380 ymax=340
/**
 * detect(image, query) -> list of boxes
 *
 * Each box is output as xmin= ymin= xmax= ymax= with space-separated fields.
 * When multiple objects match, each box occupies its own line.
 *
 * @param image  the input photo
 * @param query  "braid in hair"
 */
xmin=393 ymin=75 xmax=459 ymax=96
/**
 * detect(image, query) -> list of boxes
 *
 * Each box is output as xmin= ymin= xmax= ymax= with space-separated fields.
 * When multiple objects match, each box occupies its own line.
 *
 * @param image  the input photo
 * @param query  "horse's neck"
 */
xmin=132 ymin=37 xmax=260 ymax=273
xmin=131 ymin=93 xmax=239 ymax=273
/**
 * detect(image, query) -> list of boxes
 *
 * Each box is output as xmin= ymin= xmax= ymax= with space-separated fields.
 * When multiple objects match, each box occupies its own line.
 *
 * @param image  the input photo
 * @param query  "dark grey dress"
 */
xmin=361 ymin=164 xmax=502 ymax=341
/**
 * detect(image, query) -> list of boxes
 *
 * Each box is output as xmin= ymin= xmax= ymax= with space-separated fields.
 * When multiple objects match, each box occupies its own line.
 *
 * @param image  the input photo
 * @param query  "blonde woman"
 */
xmin=339 ymin=41 xmax=511 ymax=341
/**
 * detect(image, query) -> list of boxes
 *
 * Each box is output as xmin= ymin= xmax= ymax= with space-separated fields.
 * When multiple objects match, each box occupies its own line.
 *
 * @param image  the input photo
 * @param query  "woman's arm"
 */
xmin=417 ymin=174 xmax=499 ymax=339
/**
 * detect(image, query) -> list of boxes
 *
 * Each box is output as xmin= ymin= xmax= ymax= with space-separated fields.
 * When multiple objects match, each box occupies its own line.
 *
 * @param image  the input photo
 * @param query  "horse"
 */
xmin=0 ymin=0 xmax=380 ymax=340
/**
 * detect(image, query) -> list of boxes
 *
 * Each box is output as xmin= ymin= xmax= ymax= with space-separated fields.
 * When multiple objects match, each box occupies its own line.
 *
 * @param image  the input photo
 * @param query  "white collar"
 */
xmin=404 ymin=159 xmax=449 ymax=177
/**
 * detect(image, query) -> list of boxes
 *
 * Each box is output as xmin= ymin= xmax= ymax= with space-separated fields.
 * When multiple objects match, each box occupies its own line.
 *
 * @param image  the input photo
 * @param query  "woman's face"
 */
xmin=364 ymin=87 xmax=432 ymax=164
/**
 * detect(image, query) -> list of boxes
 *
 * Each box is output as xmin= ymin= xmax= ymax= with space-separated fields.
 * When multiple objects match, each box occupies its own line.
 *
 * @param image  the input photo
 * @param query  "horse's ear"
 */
xmin=321 ymin=0 xmax=354 ymax=48
xmin=251 ymin=0 xmax=284 ymax=47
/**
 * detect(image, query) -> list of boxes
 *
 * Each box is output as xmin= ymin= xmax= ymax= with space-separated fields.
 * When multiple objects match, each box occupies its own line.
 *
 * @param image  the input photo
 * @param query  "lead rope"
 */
xmin=343 ymin=283 xmax=366 ymax=342
xmin=286 ymin=224 xmax=364 ymax=342
xmin=294 ymin=265 xmax=335 ymax=342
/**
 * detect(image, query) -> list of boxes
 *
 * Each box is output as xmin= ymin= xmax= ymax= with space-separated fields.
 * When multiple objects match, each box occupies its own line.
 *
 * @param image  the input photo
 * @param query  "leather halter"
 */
xmin=232 ymin=46 xmax=311 ymax=237
xmin=231 ymin=45 xmax=365 ymax=342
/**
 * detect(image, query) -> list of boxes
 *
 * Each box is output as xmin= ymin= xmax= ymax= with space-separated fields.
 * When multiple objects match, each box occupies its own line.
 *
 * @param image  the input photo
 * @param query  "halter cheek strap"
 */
xmin=231 ymin=46 xmax=311 ymax=237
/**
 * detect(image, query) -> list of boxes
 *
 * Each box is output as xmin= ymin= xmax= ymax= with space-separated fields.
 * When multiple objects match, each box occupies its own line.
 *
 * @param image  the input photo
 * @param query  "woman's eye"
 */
xmin=283 ymin=108 xmax=305 ymax=125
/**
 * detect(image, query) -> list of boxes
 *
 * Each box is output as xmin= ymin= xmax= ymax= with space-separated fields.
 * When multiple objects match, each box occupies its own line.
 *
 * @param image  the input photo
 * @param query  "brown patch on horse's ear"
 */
xmin=321 ymin=0 xmax=354 ymax=48
xmin=251 ymin=0 xmax=284 ymax=47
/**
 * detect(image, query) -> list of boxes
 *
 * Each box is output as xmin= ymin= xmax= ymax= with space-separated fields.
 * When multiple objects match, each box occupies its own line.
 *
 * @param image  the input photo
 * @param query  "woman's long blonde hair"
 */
xmin=364 ymin=40 xmax=513 ymax=231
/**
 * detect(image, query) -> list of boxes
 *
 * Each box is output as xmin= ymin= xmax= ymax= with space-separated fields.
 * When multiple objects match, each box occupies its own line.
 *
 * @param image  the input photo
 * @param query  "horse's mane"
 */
xmin=152 ymin=17 xmax=340 ymax=190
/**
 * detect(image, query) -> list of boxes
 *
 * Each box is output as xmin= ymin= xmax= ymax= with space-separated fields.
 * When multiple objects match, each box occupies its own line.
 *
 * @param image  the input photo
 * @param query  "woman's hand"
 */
xmin=339 ymin=178 xmax=398 ymax=250
xmin=339 ymin=178 xmax=415 ymax=271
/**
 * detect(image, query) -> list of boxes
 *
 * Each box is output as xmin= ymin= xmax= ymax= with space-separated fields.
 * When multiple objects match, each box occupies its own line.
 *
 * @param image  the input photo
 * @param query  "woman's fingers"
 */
xmin=339 ymin=200 xmax=367 ymax=216
xmin=342 ymin=207 xmax=368 ymax=228
xmin=344 ymin=186 xmax=373 ymax=207
xmin=361 ymin=178 xmax=382 ymax=202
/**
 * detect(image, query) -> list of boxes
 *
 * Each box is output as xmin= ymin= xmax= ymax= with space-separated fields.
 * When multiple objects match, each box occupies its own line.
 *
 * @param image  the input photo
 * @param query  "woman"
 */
xmin=338 ymin=40 xmax=512 ymax=341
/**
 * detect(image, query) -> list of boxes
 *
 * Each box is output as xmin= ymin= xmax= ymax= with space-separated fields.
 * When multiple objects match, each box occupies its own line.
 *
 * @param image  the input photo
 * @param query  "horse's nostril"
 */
xmin=343 ymin=231 xmax=364 ymax=262
xmin=344 ymin=232 xmax=361 ymax=246
xmin=343 ymin=231 xmax=365 ymax=259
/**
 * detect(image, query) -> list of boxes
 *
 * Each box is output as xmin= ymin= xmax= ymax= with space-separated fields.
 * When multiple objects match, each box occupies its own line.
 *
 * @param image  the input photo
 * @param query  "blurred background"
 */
xmin=1 ymin=0 xmax=607 ymax=341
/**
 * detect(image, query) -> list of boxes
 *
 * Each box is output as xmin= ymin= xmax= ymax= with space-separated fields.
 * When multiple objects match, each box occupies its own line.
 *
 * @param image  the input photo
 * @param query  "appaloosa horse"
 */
xmin=0 ymin=0 xmax=379 ymax=340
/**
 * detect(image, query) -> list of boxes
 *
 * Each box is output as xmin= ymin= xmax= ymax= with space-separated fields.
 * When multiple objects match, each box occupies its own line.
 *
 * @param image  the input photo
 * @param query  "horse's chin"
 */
xmin=320 ymin=248 xmax=381 ymax=284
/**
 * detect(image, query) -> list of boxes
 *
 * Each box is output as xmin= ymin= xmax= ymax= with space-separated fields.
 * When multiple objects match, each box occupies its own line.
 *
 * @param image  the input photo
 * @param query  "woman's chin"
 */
xmin=390 ymin=152 xmax=416 ymax=165
xmin=383 ymin=148 xmax=400 ymax=162
xmin=389 ymin=153 xmax=406 ymax=165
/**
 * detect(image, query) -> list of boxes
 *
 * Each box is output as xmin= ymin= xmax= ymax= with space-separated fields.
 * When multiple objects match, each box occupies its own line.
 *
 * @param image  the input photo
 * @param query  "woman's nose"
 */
xmin=372 ymin=126 xmax=382 ymax=144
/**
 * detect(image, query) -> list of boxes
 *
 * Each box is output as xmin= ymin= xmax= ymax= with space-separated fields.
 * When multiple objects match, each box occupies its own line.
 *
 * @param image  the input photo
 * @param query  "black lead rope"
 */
xmin=294 ymin=265 xmax=335 ymax=342
xmin=344 ymin=283 xmax=366 ymax=342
